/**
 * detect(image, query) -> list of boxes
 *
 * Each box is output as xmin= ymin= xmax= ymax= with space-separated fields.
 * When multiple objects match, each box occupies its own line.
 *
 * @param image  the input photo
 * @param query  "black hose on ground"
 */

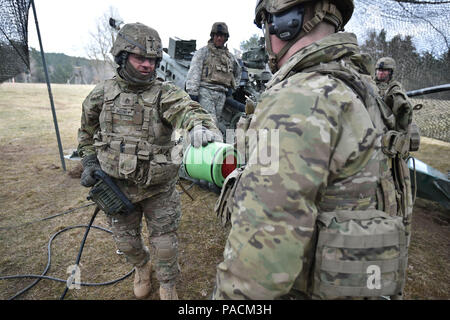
xmin=0 ymin=205 xmax=134 ymax=300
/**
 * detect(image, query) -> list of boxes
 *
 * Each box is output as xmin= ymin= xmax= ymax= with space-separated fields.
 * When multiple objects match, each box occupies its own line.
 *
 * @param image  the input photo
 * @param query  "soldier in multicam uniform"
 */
xmin=213 ymin=0 xmax=414 ymax=300
xmin=375 ymin=57 xmax=420 ymax=153
xmin=185 ymin=22 xmax=242 ymax=134
xmin=77 ymin=22 xmax=220 ymax=300
xmin=375 ymin=57 xmax=415 ymax=133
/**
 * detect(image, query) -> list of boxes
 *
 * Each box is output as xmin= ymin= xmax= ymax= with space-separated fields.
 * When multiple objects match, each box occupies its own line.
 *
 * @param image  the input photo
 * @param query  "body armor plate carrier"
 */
xmin=93 ymin=79 xmax=180 ymax=187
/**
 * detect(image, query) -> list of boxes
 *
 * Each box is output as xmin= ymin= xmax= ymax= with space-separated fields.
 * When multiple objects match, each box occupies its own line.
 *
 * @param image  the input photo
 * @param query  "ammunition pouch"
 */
xmin=94 ymin=135 xmax=180 ymax=187
xmin=311 ymin=209 xmax=409 ymax=299
xmin=382 ymin=131 xmax=411 ymax=158
xmin=381 ymin=125 xmax=420 ymax=157
xmin=88 ymin=170 xmax=135 ymax=216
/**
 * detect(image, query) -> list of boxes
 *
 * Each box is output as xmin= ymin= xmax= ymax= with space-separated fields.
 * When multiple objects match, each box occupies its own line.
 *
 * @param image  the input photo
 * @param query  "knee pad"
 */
xmin=151 ymin=234 xmax=178 ymax=263
xmin=113 ymin=230 xmax=149 ymax=266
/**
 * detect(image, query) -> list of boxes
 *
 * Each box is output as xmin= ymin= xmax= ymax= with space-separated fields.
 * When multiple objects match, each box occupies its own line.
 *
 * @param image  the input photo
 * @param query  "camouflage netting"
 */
xmin=0 ymin=0 xmax=31 ymax=83
xmin=346 ymin=0 xmax=450 ymax=142
xmin=411 ymin=98 xmax=450 ymax=142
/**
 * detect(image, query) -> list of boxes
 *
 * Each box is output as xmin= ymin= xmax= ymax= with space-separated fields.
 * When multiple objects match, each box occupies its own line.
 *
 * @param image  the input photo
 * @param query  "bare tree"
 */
xmin=84 ymin=6 xmax=121 ymax=81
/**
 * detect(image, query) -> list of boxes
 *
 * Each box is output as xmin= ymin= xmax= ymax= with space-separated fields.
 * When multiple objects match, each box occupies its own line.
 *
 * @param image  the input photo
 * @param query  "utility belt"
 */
xmin=93 ymin=132 xmax=181 ymax=187
xmin=199 ymin=82 xmax=229 ymax=93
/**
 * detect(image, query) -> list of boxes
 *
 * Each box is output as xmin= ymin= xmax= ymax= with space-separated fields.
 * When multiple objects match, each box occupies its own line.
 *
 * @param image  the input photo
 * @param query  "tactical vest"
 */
xmin=301 ymin=60 xmax=414 ymax=299
xmin=216 ymin=59 xmax=415 ymax=299
xmin=381 ymin=81 xmax=420 ymax=152
xmin=93 ymin=79 xmax=180 ymax=187
xmin=377 ymin=80 xmax=420 ymax=149
xmin=201 ymin=43 xmax=235 ymax=88
xmin=376 ymin=81 xmax=390 ymax=98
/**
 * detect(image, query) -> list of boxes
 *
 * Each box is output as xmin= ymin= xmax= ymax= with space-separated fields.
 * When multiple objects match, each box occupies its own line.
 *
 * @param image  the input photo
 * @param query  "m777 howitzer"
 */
xmin=156 ymin=36 xmax=271 ymax=136
xmin=156 ymin=37 xmax=271 ymax=190
xmin=405 ymin=84 xmax=450 ymax=211
xmin=156 ymin=37 xmax=196 ymax=90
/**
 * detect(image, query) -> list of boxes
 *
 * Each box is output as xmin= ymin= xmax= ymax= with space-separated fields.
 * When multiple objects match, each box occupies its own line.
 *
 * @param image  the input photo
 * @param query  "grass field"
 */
xmin=0 ymin=83 xmax=448 ymax=300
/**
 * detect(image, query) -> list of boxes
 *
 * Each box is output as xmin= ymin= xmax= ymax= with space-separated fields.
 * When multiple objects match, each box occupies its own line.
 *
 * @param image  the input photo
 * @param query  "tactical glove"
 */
xmin=189 ymin=125 xmax=223 ymax=148
xmin=189 ymin=94 xmax=199 ymax=102
xmin=80 ymin=154 xmax=101 ymax=187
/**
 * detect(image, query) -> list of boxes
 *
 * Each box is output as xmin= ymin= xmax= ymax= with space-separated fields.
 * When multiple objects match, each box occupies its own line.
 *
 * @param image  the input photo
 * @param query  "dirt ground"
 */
xmin=0 ymin=83 xmax=448 ymax=300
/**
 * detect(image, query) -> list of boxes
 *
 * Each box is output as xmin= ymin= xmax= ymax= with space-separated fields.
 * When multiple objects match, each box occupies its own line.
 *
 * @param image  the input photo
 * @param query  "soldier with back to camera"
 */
xmin=213 ymin=0 xmax=415 ymax=300
xmin=185 ymin=22 xmax=241 ymax=135
xmin=77 ymin=22 xmax=221 ymax=300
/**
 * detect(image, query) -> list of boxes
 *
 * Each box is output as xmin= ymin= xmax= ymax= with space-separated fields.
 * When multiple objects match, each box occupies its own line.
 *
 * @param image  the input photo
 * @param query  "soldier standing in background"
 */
xmin=214 ymin=0 xmax=414 ymax=300
xmin=77 ymin=22 xmax=220 ymax=300
xmin=185 ymin=22 xmax=241 ymax=135
xmin=375 ymin=57 xmax=415 ymax=133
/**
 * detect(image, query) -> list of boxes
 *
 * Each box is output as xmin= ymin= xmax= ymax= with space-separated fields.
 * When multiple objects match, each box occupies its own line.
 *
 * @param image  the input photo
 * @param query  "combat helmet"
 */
xmin=111 ymin=22 xmax=163 ymax=65
xmin=210 ymin=22 xmax=230 ymax=39
xmin=376 ymin=57 xmax=396 ymax=72
xmin=254 ymin=0 xmax=354 ymax=72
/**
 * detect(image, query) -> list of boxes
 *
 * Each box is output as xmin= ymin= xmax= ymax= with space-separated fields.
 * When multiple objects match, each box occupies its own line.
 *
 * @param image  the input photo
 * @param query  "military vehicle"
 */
xmin=406 ymin=85 xmax=450 ymax=211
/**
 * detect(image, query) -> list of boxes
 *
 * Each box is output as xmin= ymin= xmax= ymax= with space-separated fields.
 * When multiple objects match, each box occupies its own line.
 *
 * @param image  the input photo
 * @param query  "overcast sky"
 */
xmin=27 ymin=0 xmax=262 ymax=58
xmin=27 ymin=0 xmax=445 ymax=58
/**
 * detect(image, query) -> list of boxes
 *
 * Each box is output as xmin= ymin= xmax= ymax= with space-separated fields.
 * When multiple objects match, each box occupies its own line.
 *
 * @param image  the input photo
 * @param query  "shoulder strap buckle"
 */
xmin=382 ymin=130 xmax=411 ymax=158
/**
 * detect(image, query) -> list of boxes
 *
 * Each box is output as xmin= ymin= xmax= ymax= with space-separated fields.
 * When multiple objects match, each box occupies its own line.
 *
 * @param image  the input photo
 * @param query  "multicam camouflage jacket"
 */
xmin=78 ymin=71 xmax=218 ymax=202
xmin=185 ymin=41 xmax=241 ymax=95
xmin=376 ymin=79 xmax=413 ymax=131
xmin=213 ymin=32 xmax=412 ymax=300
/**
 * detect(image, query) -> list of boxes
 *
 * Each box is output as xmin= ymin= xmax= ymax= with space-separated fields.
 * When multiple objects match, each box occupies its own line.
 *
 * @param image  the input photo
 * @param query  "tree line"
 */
xmin=240 ymin=29 xmax=449 ymax=99
xmin=360 ymin=29 xmax=450 ymax=99
xmin=8 ymin=48 xmax=114 ymax=84
xmin=9 ymin=29 xmax=450 ymax=99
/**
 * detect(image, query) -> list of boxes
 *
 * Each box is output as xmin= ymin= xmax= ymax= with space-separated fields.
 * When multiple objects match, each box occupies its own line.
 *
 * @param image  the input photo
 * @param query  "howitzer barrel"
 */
xmin=408 ymin=158 xmax=450 ymax=210
xmin=406 ymin=84 xmax=450 ymax=97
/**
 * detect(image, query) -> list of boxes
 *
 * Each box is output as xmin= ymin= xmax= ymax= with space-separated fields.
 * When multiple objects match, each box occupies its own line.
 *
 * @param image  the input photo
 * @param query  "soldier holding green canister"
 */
xmin=77 ymin=22 xmax=220 ymax=300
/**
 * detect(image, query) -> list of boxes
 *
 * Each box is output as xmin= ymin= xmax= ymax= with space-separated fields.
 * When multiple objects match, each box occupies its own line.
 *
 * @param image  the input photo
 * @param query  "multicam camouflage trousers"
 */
xmin=198 ymin=87 xmax=226 ymax=130
xmin=109 ymin=187 xmax=181 ymax=286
